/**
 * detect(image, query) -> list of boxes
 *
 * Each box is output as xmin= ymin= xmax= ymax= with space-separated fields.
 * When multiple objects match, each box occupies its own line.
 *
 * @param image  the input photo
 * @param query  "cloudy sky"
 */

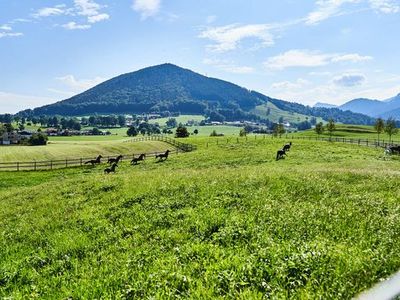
xmin=1 ymin=0 xmax=400 ymax=113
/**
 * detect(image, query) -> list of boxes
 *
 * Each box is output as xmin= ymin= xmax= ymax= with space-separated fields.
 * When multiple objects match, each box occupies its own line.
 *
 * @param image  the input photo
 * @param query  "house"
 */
xmin=1 ymin=131 xmax=21 ymax=145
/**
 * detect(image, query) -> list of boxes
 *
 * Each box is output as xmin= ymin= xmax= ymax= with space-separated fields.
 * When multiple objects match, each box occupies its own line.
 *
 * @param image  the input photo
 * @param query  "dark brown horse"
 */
xmin=155 ymin=150 xmax=170 ymax=161
xmin=108 ymin=155 xmax=123 ymax=164
xmin=85 ymin=155 xmax=102 ymax=166
xmin=104 ymin=163 xmax=118 ymax=174
xmin=131 ymin=154 xmax=146 ymax=165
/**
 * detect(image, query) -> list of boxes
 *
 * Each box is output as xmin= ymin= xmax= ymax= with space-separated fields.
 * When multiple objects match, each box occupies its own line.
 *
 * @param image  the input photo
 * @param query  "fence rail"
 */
xmin=126 ymin=135 xmax=197 ymax=152
xmin=0 ymin=135 xmax=199 ymax=171
xmin=286 ymin=135 xmax=400 ymax=148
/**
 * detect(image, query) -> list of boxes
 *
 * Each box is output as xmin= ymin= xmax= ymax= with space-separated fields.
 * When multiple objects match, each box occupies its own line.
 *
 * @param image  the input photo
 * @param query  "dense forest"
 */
xmin=18 ymin=64 xmax=375 ymax=125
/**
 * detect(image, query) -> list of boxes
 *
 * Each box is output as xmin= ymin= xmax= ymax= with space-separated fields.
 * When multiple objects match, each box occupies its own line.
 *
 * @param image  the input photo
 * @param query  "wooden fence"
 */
xmin=0 ymin=136 xmax=197 ymax=172
xmin=125 ymin=135 xmax=197 ymax=152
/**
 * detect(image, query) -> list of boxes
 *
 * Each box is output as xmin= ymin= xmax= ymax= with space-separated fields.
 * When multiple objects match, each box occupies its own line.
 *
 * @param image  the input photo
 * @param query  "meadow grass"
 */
xmin=0 ymin=140 xmax=170 ymax=162
xmin=1 ymin=137 xmax=400 ymax=298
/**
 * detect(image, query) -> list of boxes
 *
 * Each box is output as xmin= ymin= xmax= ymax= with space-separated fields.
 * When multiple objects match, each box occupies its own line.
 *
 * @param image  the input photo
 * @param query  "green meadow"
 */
xmin=1 ymin=136 xmax=400 ymax=299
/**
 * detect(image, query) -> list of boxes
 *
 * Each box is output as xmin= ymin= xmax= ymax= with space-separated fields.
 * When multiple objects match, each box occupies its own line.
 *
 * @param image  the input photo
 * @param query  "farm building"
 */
xmin=0 ymin=131 xmax=20 ymax=145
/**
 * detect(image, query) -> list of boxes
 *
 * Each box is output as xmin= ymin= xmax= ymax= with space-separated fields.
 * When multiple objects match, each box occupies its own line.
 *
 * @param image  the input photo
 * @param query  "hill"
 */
xmin=19 ymin=64 xmax=375 ymax=125
xmin=338 ymin=94 xmax=400 ymax=119
xmin=1 ymin=138 xmax=400 ymax=298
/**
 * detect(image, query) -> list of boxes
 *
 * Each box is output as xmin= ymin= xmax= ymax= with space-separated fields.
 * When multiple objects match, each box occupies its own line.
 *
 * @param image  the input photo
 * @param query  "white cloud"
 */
xmin=132 ymin=0 xmax=161 ymax=19
xmin=0 ymin=32 xmax=23 ymax=38
xmin=333 ymin=73 xmax=366 ymax=86
xmin=305 ymin=0 xmax=360 ymax=25
xmin=369 ymin=0 xmax=400 ymax=13
xmin=88 ymin=13 xmax=110 ymax=23
xmin=199 ymin=23 xmax=275 ymax=52
xmin=331 ymin=53 xmax=373 ymax=62
xmin=32 ymin=1 xmax=109 ymax=29
xmin=56 ymin=75 xmax=105 ymax=91
xmin=271 ymin=79 xmax=311 ymax=90
xmin=264 ymin=50 xmax=373 ymax=70
xmin=265 ymin=50 xmax=332 ymax=70
xmin=62 ymin=22 xmax=91 ymax=30
xmin=0 ymin=25 xmax=12 ymax=31
xmin=203 ymin=58 xmax=255 ymax=74
xmin=0 ymin=92 xmax=54 ymax=113
xmin=33 ymin=5 xmax=69 ymax=18
xmin=206 ymin=15 xmax=217 ymax=24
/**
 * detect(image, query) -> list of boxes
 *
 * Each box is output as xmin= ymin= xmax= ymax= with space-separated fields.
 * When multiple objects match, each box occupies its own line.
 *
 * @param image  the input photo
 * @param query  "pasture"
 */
xmin=1 ymin=137 xmax=400 ymax=299
xmin=0 ymin=140 xmax=169 ymax=162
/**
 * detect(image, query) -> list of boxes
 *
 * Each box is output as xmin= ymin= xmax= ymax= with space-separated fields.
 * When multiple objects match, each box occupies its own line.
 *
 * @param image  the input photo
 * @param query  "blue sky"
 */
xmin=1 ymin=0 xmax=400 ymax=113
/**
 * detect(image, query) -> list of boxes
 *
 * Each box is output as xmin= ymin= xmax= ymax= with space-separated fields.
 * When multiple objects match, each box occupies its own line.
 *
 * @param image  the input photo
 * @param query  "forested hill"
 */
xmin=19 ymin=63 xmax=375 ymax=125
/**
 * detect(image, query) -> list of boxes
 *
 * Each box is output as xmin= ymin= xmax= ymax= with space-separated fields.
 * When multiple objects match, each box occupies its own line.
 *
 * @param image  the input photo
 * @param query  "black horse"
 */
xmin=85 ymin=155 xmax=102 ymax=166
xmin=276 ymin=149 xmax=287 ymax=161
xmin=155 ymin=150 xmax=170 ymax=161
xmin=131 ymin=154 xmax=146 ymax=165
xmin=108 ymin=155 xmax=123 ymax=164
xmin=283 ymin=142 xmax=292 ymax=152
xmin=104 ymin=163 xmax=118 ymax=174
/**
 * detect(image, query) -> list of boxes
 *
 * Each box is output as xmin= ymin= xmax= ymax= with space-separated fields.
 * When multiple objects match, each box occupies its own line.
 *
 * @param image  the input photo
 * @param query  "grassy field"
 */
xmin=252 ymin=102 xmax=324 ymax=124
xmin=149 ymin=114 xmax=205 ymax=126
xmin=1 ymin=137 xmax=400 ymax=298
xmin=0 ymin=140 xmax=170 ymax=162
xmin=295 ymin=124 xmax=400 ymax=142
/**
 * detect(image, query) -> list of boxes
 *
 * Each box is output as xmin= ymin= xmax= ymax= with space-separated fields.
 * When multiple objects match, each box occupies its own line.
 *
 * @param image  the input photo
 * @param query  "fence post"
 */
xmin=51 ymin=161 xmax=53 ymax=170
xmin=66 ymin=159 xmax=68 ymax=168
xmin=80 ymin=158 xmax=82 ymax=166
xmin=17 ymin=162 xmax=19 ymax=171
xmin=34 ymin=161 xmax=37 ymax=171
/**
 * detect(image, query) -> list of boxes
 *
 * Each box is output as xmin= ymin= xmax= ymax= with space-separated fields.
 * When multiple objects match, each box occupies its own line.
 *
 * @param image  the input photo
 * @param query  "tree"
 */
xmin=166 ymin=118 xmax=177 ymax=128
xmin=91 ymin=127 xmax=101 ymax=135
xmin=374 ymin=118 xmax=385 ymax=143
xmin=326 ymin=119 xmax=335 ymax=139
xmin=315 ymin=122 xmax=324 ymax=136
xmin=193 ymin=129 xmax=199 ymax=135
xmin=127 ymin=126 xmax=138 ymax=137
xmin=28 ymin=133 xmax=48 ymax=146
xmin=175 ymin=125 xmax=189 ymax=138
xmin=118 ymin=115 xmax=126 ymax=127
xmin=384 ymin=118 xmax=398 ymax=143
xmin=273 ymin=124 xmax=285 ymax=137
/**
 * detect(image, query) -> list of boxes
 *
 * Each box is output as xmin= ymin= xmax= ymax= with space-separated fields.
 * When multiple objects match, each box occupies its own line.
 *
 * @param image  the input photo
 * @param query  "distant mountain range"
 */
xmin=314 ymin=93 xmax=400 ymax=120
xmin=19 ymin=63 xmax=376 ymax=125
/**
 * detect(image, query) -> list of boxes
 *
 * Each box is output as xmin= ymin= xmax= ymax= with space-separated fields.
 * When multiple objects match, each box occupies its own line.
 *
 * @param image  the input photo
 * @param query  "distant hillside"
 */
xmin=19 ymin=63 xmax=375 ymax=125
xmin=314 ymin=102 xmax=338 ymax=109
xmin=338 ymin=94 xmax=400 ymax=119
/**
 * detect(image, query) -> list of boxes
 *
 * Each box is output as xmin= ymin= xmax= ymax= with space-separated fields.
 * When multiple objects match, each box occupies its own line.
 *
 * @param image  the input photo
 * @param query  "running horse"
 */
xmin=276 ymin=149 xmax=287 ymax=161
xmin=131 ymin=154 xmax=146 ymax=165
xmin=108 ymin=155 xmax=123 ymax=164
xmin=104 ymin=163 xmax=118 ymax=174
xmin=85 ymin=155 xmax=103 ymax=166
xmin=155 ymin=150 xmax=170 ymax=161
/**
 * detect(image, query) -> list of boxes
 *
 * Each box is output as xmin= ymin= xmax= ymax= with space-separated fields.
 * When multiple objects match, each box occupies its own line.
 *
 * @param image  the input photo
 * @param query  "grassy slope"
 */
xmin=1 ymin=138 xmax=400 ymax=298
xmin=0 ymin=141 xmax=170 ymax=162
xmin=252 ymin=102 xmax=324 ymax=124
xmin=295 ymin=124 xmax=400 ymax=142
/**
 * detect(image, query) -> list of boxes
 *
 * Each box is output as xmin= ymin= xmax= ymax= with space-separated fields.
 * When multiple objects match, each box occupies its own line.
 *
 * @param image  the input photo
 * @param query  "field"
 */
xmin=0 ymin=140 xmax=169 ymax=162
xmin=294 ymin=124 xmax=400 ymax=145
xmin=252 ymin=102 xmax=324 ymax=124
xmin=1 ymin=136 xmax=400 ymax=299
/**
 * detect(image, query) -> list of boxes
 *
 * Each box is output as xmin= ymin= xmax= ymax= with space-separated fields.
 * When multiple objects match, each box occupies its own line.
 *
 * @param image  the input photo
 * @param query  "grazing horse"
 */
xmin=131 ymin=154 xmax=146 ymax=165
xmin=108 ymin=155 xmax=123 ymax=164
xmin=276 ymin=149 xmax=287 ymax=161
xmin=85 ymin=155 xmax=102 ymax=166
xmin=104 ymin=163 xmax=118 ymax=174
xmin=155 ymin=150 xmax=170 ymax=161
xmin=283 ymin=142 xmax=292 ymax=152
